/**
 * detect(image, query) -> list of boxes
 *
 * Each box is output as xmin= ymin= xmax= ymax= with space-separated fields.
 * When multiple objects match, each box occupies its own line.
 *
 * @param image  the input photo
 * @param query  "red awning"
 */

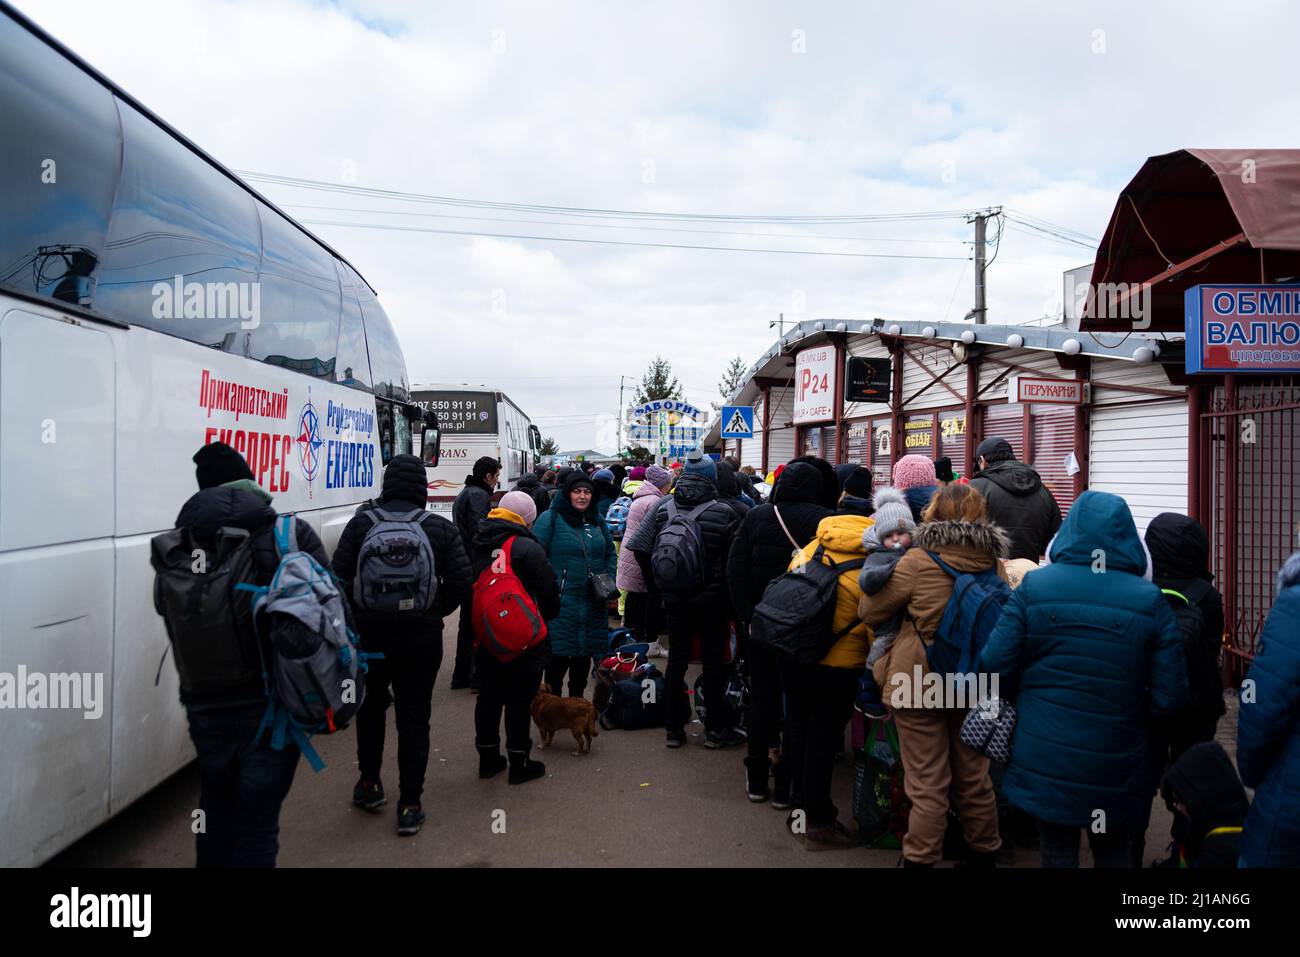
xmin=1083 ymin=149 xmax=1300 ymax=331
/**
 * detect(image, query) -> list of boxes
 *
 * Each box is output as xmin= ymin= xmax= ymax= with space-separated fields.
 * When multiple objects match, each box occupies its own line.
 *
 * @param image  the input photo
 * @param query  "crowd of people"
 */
xmin=153 ymin=436 xmax=1300 ymax=869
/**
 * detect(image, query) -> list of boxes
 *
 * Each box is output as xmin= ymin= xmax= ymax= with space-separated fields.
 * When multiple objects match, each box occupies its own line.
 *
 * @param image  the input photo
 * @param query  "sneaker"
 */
xmin=704 ymin=728 xmax=746 ymax=749
xmin=746 ymin=779 xmax=768 ymax=803
xmin=646 ymin=641 xmax=667 ymax=659
xmin=805 ymin=819 xmax=860 ymax=852
xmin=352 ymin=779 xmax=386 ymax=812
xmin=666 ymin=730 xmax=686 ymax=749
xmin=396 ymin=804 xmax=425 ymax=836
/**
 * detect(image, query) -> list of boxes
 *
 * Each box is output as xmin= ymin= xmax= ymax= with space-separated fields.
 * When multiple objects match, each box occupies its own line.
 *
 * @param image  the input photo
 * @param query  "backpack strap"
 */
xmin=925 ymin=550 xmax=961 ymax=579
xmin=773 ymin=506 xmax=800 ymax=551
xmin=273 ymin=514 xmax=296 ymax=558
xmin=1160 ymin=588 xmax=1190 ymax=605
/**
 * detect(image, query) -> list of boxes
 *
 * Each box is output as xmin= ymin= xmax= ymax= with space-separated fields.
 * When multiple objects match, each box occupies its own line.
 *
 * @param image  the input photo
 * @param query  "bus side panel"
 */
xmin=425 ymin=435 xmax=499 ymax=518
xmin=108 ymin=534 xmax=193 ymax=818
xmin=113 ymin=328 xmax=383 ymax=540
xmin=0 ymin=309 xmax=116 ymax=866
xmin=0 ymin=543 xmax=115 ymax=866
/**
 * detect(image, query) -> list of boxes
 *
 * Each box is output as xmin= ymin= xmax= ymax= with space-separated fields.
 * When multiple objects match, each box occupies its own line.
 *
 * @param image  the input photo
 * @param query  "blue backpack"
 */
xmin=605 ymin=496 xmax=634 ymax=540
xmin=923 ymin=551 xmax=1012 ymax=678
xmin=236 ymin=515 xmax=381 ymax=771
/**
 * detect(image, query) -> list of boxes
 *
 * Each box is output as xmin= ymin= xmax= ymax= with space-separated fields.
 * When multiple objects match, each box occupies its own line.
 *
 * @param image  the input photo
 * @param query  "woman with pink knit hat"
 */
xmin=892 ymin=454 xmax=939 ymax=524
xmin=617 ymin=464 xmax=673 ymax=655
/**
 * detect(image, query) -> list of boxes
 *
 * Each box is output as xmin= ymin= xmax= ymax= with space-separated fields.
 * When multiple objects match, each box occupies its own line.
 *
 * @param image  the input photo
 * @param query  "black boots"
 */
xmin=477 ymin=742 xmax=508 ymax=779
xmin=507 ymin=747 xmax=546 ymax=785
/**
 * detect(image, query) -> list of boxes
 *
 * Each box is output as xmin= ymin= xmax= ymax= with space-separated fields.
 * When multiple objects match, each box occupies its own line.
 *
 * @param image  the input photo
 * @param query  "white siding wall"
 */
xmin=1090 ymin=357 xmax=1185 ymax=405
xmin=978 ymin=348 xmax=1076 ymax=399
xmin=1089 ymin=400 xmax=1188 ymax=535
xmin=766 ymin=385 xmax=797 ymax=468
xmin=899 ymin=342 xmax=965 ymax=412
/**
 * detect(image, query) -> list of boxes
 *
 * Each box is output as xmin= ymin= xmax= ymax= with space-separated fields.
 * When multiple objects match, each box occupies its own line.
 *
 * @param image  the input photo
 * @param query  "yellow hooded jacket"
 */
xmin=788 ymin=513 xmax=875 ymax=669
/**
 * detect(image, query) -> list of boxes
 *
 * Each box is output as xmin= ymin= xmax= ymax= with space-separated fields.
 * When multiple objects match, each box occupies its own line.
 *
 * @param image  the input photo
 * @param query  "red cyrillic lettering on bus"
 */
xmin=258 ymin=433 xmax=272 ymax=484
xmin=204 ymin=426 xmax=217 ymax=445
xmin=268 ymin=433 xmax=281 ymax=492
xmin=219 ymin=428 xmax=232 ymax=446
xmin=233 ymin=430 xmax=246 ymax=455
xmin=280 ymin=435 xmax=292 ymax=491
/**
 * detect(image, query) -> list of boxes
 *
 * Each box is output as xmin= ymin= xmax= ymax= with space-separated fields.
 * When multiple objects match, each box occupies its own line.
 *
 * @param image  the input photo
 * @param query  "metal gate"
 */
xmin=1200 ymin=379 xmax=1300 ymax=680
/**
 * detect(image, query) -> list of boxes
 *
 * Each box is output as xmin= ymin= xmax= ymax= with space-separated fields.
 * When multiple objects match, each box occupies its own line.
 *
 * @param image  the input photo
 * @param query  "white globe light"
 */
xmin=1005 ymin=333 xmax=1024 ymax=349
xmin=814 ymin=321 xmax=825 ymax=332
xmin=961 ymin=330 xmax=977 ymax=345
xmin=922 ymin=325 xmax=937 ymax=338
xmin=1062 ymin=338 xmax=1082 ymax=356
xmin=835 ymin=322 xmax=847 ymax=334
xmin=887 ymin=323 xmax=902 ymax=336
xmin=859 ymin=323 xmax=872 ymax=334
xmin=1133 ymin=346 xmax=1155 ymax=364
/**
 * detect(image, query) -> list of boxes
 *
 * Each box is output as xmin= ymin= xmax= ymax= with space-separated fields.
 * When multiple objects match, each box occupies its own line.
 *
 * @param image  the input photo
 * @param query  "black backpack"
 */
xmin=650 ymin=500 xmax=713 ymax=593
xmin=749 ymin=544 xmax=865 ymax=664
xmin=1160 ymin=582 xmax=1225 ymax=717
xmin=151 ymin=525 xmax=263 ymax=697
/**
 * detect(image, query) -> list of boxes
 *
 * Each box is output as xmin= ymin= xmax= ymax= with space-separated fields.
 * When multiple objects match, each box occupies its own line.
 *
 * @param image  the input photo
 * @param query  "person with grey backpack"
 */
xmin=332 ymin=454 xmax=473 ymax=836
xmin=625 ymin=447 xmax=743 ymax=750
xmin=151 ymin=442 xmax=336 ymax=868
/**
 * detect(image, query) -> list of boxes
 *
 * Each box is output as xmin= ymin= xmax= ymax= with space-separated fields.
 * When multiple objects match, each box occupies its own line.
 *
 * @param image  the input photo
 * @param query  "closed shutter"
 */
xmin=1089 ymin=400 xmax=1188 ymax=536
xmin=939 ymin=408 xmax=968 ymax=479
xmin=870 ymin=417 xmax=893 ymax=492
xmin=981 ymin=403 xmax=1025 ymax=462
xmin=843 ymin=419 xmax=870 ymax=466
xmin=1031 ymin=408 xmax=1076 ymax=514
xmin=822 ymin=425 xmax=838 ymax=464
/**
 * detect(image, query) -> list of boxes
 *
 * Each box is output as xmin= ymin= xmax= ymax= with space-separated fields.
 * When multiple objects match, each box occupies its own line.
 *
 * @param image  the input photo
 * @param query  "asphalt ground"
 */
xmin=49 ymin=613 xmax=1237 ymax=868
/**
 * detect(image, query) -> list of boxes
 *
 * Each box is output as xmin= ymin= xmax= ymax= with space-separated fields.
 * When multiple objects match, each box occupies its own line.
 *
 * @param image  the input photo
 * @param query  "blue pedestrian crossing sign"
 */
xmin=720 ymin=405 xmax=755 ymax=439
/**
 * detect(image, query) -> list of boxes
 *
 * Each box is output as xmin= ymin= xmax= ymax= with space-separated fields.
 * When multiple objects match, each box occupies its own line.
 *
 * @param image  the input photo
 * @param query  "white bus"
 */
xmin=410 ymin=385 xmax=542 ymax=517
xmin=0 ymin=4 xmax=438 ymax=866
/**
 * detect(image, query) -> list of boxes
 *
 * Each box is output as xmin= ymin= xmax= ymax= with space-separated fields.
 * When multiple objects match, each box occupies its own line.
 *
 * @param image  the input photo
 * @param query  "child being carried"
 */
xmin=855 ymin=487 xmax=917 ymax=718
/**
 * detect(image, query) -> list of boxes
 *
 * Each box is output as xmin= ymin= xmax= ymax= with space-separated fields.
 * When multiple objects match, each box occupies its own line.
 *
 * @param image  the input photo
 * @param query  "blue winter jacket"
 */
xmin=1237 ymin=552 xmax=1300 ymax=867
xmin=978 ymin=491 xmax=1187 ymax=830
xmin=532 ymin=495 xmax=618 ymax=657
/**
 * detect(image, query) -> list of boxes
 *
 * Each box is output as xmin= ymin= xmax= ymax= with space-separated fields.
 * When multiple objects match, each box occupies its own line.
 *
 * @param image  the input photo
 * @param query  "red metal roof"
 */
xmin=1083 ymin=149 xmax=1300 ymax=331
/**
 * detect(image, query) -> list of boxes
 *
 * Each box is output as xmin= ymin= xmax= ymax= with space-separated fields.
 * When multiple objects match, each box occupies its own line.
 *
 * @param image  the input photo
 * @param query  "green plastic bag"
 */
xmin=851 ymin=718 xmax=911 ymax=849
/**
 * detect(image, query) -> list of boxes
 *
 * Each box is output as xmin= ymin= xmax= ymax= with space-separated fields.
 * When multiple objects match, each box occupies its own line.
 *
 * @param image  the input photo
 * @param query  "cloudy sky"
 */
xmin=17 ymin=0 xmax=1300 ymax=450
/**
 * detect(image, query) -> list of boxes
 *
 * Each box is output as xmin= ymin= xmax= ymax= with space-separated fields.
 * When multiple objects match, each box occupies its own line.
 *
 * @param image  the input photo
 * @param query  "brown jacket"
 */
xmin=856 ymin=520 xmax=1010 ymax=708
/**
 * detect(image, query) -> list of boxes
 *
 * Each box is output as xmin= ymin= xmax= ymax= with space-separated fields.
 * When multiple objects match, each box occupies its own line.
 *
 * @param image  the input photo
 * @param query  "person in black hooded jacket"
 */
xmin=969 ymin=437 xmax=1062 ymax=561
xmin=162 ymin=442 xmax=333 ymax=868
xmin=625 ymin=448 xmax=743 ymax=749
xmin=1158 ymin=741 xmax=1249 ymax=868
xmin=470 ymin=490 xmax=561 ymax=785
xmin=451 ymin=456 xmax=502 ymax=689
xmin=332 ymin=454 xmax=473 ymax=836
xmin=789 ymin=455 xmax=842 ymax=511
xmin=715 ymin=460 xmax=752 ymax=523
xmin=726 ymin=461 xmax=834 ymax=802
xmin=513 ymin=472 xmax=550 ymax=517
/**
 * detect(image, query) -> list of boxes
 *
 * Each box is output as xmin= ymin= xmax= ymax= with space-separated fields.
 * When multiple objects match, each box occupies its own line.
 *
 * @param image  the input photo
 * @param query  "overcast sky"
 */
xmin=17 ymin=0 xmax=1300 ymax=450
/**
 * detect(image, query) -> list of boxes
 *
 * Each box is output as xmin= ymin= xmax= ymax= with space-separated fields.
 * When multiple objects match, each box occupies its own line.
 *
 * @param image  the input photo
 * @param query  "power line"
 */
xmin=238 ymin=169 xmax=973 ymax=226
xmin=298 ymin=218 xmax=970 ymax=261
xmin=280 ymin=203 xmax=971 ymax=246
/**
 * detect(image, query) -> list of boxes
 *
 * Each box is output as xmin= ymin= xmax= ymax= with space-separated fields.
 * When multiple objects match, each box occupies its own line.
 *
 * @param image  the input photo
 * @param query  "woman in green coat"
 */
xmin=532 ymin=470 xmax=618 ymax=699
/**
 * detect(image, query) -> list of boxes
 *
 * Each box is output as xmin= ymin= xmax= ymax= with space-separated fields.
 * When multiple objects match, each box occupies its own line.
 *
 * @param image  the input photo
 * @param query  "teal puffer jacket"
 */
xmin=532 ymin=497 xmax=618 ymax=657
xmin=978 ymin=490 xmax=1188 ymax=830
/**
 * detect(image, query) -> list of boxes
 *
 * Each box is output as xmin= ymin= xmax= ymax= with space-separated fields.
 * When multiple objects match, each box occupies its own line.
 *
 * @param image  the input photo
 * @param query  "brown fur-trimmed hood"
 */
xmin=912 ymin=520 xmax=1011 ymax=561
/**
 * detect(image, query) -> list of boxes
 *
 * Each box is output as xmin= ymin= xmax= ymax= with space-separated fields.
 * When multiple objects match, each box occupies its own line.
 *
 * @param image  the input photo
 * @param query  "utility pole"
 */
xmin=967 ymin=207 xmax=1000 ymax=324
xmin=617 ymin=374 xmax=625 ymax=455
xmin=769 ymin=312 xmax=786 ymax=338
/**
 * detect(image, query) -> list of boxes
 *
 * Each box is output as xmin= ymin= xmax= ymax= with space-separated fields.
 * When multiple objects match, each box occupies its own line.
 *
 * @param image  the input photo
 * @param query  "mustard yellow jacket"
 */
xmin=788 ymin=513 xmax=875 ymax=669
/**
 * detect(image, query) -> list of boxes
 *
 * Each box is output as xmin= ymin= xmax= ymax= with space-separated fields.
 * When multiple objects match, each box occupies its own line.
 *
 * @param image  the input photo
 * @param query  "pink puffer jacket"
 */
xmin=615 ymin=481 xmax=666 ymax=592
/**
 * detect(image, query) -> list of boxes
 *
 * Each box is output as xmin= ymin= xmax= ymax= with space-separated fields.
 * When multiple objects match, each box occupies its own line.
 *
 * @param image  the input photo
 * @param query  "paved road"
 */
xmin=50 ymin=615 xmax=1234 ymax=868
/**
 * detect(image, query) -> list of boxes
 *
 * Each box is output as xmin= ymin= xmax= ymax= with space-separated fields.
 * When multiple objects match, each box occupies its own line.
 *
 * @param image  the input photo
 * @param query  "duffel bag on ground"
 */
xmin=600 ymin=664 xmax=668 ymax=731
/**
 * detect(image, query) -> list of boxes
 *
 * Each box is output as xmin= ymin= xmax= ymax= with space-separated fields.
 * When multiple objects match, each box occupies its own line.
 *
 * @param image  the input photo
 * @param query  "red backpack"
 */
xmin=472 ymin=537 xmax=547 ymax=661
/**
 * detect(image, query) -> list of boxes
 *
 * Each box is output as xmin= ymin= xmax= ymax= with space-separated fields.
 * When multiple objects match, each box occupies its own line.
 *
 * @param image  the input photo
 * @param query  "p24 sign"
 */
xmin=794 ymin=347 xmax=838 ymax=424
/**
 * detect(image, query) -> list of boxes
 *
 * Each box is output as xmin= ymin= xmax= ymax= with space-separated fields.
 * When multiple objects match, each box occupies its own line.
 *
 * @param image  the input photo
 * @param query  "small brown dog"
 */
xmin=532 ymin=682 xmax=599 ymax=755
